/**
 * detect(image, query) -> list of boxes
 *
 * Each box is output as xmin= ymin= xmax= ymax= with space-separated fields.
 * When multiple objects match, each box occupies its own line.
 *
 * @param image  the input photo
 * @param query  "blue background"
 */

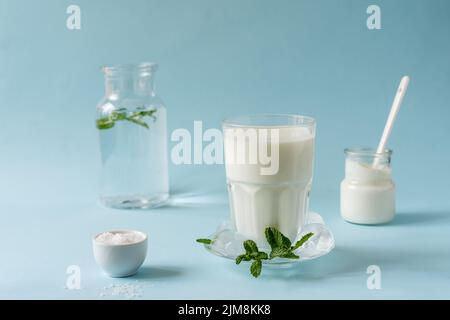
xmin=0 ymin=0 xmax=449 ymax=299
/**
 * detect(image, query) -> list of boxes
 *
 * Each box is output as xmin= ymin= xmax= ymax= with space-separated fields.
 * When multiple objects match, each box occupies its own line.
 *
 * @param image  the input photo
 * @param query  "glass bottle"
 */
xmin=340 ymin=148 xmax=395 ymax=224
xmin=96 ymin=62 xmax=169 ymax=209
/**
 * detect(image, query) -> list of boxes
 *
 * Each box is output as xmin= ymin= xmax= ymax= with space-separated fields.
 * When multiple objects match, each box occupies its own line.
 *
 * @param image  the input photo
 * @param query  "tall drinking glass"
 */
xmin=223 ymin=114 xmax=316 ymax=244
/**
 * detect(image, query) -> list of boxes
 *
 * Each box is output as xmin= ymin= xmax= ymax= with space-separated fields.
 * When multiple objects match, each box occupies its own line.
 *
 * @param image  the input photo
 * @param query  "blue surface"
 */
xmin=0 ymin=0 xmax=449 ymax=299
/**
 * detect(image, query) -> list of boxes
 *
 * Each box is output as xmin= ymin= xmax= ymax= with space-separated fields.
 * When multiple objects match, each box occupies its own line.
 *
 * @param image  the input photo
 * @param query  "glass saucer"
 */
xmin=202 ymin=212 xmax=335 ymax=267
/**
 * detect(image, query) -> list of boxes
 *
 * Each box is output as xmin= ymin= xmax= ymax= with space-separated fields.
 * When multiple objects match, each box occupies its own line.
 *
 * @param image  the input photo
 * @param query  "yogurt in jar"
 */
xmin=340 ymin=148 xmax=395 ymax=224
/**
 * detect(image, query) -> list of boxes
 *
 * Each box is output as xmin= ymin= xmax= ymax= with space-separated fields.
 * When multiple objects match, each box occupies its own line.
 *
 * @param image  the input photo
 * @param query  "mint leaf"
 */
xmin=265 ymin=227 xmax=291 ymax=250
xmin=236 ymin=254 xmax=251 ymax=265
xmin=236 ymin=240 xmax=268 ymax=277
xmin=280 ymin=252 xmax=300 ymax=259
xmin=265 ymin=227 xmax=314 ymax=261
xmin=264 ymin=227 xmax=277 ymax=249
xmin=292 ymin=232 xmax=314 ymax=251
xmin=243 ymin=240 xmax=259 ymax=254
xmin=96 ymin=107 xmax=157 ymax=130
xmin=136 ymin=109 xmax=157 ymax=119
xmin=256 ymin=252 xmax=269 ymax=260
xmin=96 ymin=117 xmax=115 ymax=129
xmin=114 ymin=111 xmax=127 ymax=121
xmin=126 ymin=116 xmax=150 ymax=129
xmin=250 ymin=260 xmax=262 ymax=278
xmin=270 ymin=247 xmax=290 ymax=259
xmin=196 ymin=238 xmax=212 ymax=245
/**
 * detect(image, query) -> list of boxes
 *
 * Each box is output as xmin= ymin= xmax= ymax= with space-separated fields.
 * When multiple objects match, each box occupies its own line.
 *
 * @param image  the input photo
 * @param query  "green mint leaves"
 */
xmin=238 ymin=229 xmax=314 ymax=277
xmin=196 ymin=228 xmax=314 ymax=278
xmin=265 ymin=227 xmax=294 ymax=259
xmin=196 ymin=237 xmax=268 ymax=277
xmin=196 ymin=238 xmax=212 ymax=245
xmin=265 ymin=227 xmax=314 ymax=260
xmin=292 ymin=232 xmax=314 ymax=251
xmin=96 ymin=107 xmax=157 ymax=130
xmin=236 ymin=240 xmax=269 ymax=277
xmin=250 ymin=259 xmax=262 ymax=278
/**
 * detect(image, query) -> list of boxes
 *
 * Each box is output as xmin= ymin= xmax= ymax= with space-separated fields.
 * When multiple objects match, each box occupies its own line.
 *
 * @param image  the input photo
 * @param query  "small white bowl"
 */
xmin=92 ymin=230 xmax=148 ymax=278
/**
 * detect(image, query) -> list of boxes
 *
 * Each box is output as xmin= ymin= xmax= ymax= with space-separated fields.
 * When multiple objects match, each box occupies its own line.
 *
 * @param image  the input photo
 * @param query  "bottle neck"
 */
xmin=104 ymin=73 xmax=155 ymax=98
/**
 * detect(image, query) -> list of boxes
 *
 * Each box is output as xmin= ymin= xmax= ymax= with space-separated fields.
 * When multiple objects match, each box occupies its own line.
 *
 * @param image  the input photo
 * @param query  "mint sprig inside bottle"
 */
xmin=96 ymin=107 xmax=157 ymax=130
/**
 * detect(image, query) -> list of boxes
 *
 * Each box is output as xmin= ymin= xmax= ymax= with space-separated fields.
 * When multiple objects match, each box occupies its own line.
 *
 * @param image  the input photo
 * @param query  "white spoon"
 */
xmin=374 ymin=76 xmax=410 ymax=166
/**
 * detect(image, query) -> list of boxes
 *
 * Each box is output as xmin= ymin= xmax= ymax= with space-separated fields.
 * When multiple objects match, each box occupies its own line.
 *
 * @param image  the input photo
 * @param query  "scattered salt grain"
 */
xmin=95 ymin=231 xmax=144 ymax=245
xmin=99 ymin=281 xmax=143 ymax=300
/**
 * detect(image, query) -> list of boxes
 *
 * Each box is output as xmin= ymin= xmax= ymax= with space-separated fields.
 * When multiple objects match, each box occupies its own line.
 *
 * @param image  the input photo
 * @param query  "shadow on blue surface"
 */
xmin=133 ymin=266 xmax=184 ymax=280
xmin=390 ymin=211 xmax=450 ymax=226
xmin=158 ymin=187 xmax=228 ymax=210
xmin=259 ymin=243 xmax=442 ymax=282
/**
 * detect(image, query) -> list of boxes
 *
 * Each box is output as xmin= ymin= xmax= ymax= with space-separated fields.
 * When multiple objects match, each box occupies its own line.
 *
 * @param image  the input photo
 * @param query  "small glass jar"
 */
xmin=96 ymin=62 xmax=169 ymax=209
xmin=340 ymin=148 xmax=395 ymax=224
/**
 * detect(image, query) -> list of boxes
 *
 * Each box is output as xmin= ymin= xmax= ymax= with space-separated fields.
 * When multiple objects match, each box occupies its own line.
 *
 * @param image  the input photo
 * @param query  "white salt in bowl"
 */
xmin=93 ymin=230 xmax=148 ymax=278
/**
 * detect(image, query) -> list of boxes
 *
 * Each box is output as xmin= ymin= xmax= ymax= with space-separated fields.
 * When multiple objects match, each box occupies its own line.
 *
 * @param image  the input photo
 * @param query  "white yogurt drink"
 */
xmin=340 ymin=148 xmax=395 ymax=224
xmin=223 ymin=115 xmax=315 ymax=244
